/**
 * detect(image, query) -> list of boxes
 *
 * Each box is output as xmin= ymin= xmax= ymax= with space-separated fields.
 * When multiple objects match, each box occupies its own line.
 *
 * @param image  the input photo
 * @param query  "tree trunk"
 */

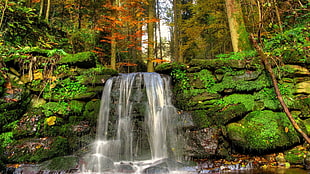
xmin=110 ymin=0 xmax=118 ymax=70
xmin=78 ymin=0 xmax=82 ymax=29
xmin=0 ymin=0 xmax=8 ymax=30
xmin=39 ymin=0 xmax=44 ymax=19
xmin=147 ymin=0 xmax=156 ymax=72
xmin=225 ymin=0 xmax=251 ymax=52
xmin=45 ymin=0 xmax=51 ymax=22
xmin=250 ymin=34 xmax=310 ymax=144
xmin=172 ymin=0 xmax=182 ymax=62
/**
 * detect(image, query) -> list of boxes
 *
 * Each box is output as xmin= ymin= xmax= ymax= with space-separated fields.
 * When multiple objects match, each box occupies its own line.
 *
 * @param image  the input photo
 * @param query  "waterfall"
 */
xmin=82 ymin=72 xmax=184 ymax=173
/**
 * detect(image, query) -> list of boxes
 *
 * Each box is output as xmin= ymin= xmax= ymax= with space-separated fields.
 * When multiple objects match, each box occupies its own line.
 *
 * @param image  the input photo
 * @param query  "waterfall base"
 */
xmin=81 ymin=157 xmax=193 ymax=174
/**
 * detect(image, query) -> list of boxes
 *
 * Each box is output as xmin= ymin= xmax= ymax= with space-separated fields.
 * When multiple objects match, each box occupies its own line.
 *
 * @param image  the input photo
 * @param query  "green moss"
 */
xmin=192 ymin=69 xmax=217 ymax=92
xmin=214 ymin=104 xmax=248 ymax=125
xmin=0 ymin=132 xmax=13 ymax=148
xmin=155 ymin=62 xmax=187 ymax=73
xmin=219 ymin=94 xmax=255 ymax=111
xmin=210 ymin=72 xmax=272 ymax=93
xmin=174 ymin=89 xmax=219 ymax=110
xmin=6 ymin=136 xmax=69 ymax=163
xmin=58 ymin=51 xmax=96 ymax=65
xmin=191 ymin=110 xmax=211 ymax=128
xmin=43 ymin=78 xmax=87 ymax=101
xmin=41 ymin=102 xmax=69 ymax=117
xmin=83 ymin=100 xmax=101 ymax=124
xmin=77 ymin=74 xmax=111 ymax=85
xmin=29 ymin=136 xmax=69 ymax=162
xmin=227 ymin=110 xmax=304 ymax=152
xmin=284 ymin=147 xmax=308 ymax=164
xmin=68 ymin=100 xmax=85 ymax=114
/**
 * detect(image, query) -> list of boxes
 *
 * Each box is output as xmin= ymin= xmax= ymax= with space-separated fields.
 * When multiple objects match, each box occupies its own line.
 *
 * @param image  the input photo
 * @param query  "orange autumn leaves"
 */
xmin=95 ymin=0 xmax=158 ymax=53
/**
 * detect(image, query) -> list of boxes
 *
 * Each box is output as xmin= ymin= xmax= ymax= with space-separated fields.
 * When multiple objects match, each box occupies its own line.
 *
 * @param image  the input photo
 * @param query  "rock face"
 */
xmin=0 ymin=50 xmax=118 ymax=168
xmin=1 ymin=47 xmax=310 ymax=171
xmin=156 ymin=60 xmax=310 ymax=157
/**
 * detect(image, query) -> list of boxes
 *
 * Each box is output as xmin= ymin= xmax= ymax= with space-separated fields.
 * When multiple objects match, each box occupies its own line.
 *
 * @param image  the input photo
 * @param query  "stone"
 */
xmin=226 ymin=110 xmax=304 ymax=152
xmin=30 ymin=96 xmax=46 ymax=108
xmin=295 ymin=81 xmax=310 ymax=94
xmin=185 ymin=127 xmax=222 ymax=157
xmin=283 ymin=65 xmax=310 ymax=76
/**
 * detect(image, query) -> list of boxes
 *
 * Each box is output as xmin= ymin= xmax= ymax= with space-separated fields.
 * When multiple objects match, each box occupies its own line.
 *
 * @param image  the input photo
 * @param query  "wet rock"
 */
xmin=232 ymin=70 xmax=261 ymax=81
xmin=82 ymin=154 xmax=115 ymax=172
xmin=115 ymin=162 xmax=137 ymax=173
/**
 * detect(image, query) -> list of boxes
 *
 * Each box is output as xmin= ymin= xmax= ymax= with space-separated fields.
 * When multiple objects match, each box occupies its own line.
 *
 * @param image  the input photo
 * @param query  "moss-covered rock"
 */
xmin=58 ymin=52 xmax=96 ymax=68
xmin=68 ymin=100 xmax=85 ymax=114
xmin=187 ymin=69 xmax=217 ymax=90
xmin=5 ymin=136 xmax=69 ymax=163
xmin=41 ymin=102 xmax=70 ymax=117
xmin=12 ymin=109 xmax=43 ymax=138
xmin=211 ymin=71 xmax=272 ymax=93
xmin=189 ymin=57 xmax=261 ymax=70
xmin=155 ymin=62 xmax=188 ymax=74
xmin=227 ymin=110 xmax=304 ymax=152
xmin=191 ymin=110 xmax=212 ymax=128
xmin=42 ymin=78 xmax=88 ymax=101
xmin=83 ymin=100 xmax=101 ymax=125
xmin=284 ymin=146 xmax=309 ymax=164
xmin=213 ymin=104 xmax=248 ymax=125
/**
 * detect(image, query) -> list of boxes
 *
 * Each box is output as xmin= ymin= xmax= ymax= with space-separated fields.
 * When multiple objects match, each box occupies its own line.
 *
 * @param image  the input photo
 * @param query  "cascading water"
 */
xmin=82 ymin=72 xmax=186 ymax=174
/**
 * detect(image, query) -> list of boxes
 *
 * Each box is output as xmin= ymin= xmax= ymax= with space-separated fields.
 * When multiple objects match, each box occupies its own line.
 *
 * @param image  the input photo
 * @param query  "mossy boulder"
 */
xmin=58 ymin=52 xmax=96 ymax=68
xmin=227 ymin=110 xmax=304 ymax=152
xmin=155 ymin=62 xmax=187 ymax=74
xmin=213 ymin=104 xmax=248 ymax=125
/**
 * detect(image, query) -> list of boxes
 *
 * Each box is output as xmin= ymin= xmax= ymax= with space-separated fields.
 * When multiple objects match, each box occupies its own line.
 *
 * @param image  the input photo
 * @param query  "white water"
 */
xmin=82 ymin=72 xmax=184 ymax=173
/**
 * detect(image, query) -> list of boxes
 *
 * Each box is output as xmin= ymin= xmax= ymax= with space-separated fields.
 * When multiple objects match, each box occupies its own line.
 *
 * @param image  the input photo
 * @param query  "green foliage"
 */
xmin=41 ymin=102 xmax=69 ymax=117
xmin=263 ymin=25 xmax=310 ymax=63
xmin=215 ymin=50 xmax=257 ymax=60
xmin=58 ymin=51 xmax=96 ymax=64
xmin=194 ymin=69 xmax=216 ymax=92
xmin=170 ymin=68 xmax=190 ymax=91
xmin=0 ymin=132 xmax=13 ymax=148
xmin=218 ymin=94 xmax=255 ymax=111
xmin=284 ymin=147 xmax=308 ymax=164
xmin=54 ymin=65 xmax=70 ymax=75
xmin=68 ymin=100 xmax=85 ymax=114
xmin=43 ymin=78 xmax=87 ymax=100
xmin=191 ymin=110 xmax=211 ymax=128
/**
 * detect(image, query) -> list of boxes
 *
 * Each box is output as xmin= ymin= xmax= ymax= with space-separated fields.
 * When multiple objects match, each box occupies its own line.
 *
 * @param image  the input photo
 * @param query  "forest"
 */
xmin=0 ymin=0 xmax=307 ymax=71
xmin=0 ymin=0 xmax=309 ymax=173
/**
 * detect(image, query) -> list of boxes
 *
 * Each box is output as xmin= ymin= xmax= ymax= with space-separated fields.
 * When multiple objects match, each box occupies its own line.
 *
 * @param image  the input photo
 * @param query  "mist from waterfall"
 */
xmin=82 ymin=72 xmax=184 ymax=173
